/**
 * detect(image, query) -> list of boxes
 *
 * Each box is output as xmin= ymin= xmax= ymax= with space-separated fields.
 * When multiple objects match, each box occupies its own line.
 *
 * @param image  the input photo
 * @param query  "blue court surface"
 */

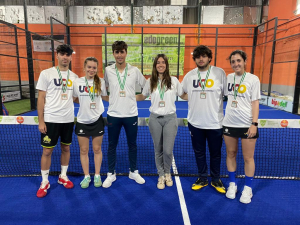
xmin=1 ymin=101 xmax=300 ymax=225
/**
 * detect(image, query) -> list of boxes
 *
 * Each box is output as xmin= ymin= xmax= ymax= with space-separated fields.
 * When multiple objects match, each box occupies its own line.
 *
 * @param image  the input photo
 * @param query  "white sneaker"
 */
xmin=226 ymin=182 xmax=237 ymax=199
xmin=129 ymin=170 xmax=145 ymax=184
xmin=102 ymin=172 xmax=116 ymax=188
xmin=240 ymin=186 xmax=253 ymax=204
xmin=157 ymin=176 xmax=165 ymax=189
xmin=165 ymin=173 xmax=173 ymax=187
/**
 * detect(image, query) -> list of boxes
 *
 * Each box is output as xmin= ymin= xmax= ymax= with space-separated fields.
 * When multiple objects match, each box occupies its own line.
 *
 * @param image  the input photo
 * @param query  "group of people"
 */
xmin=36 ymin=41 xmax=260 ymax=205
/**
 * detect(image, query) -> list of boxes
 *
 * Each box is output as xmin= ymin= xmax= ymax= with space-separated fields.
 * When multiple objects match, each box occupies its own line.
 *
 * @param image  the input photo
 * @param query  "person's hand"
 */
xmin=247 ymin=125 xmax=257 ymax=138
xmin=39 ymin=122 xmax=47 ymax=134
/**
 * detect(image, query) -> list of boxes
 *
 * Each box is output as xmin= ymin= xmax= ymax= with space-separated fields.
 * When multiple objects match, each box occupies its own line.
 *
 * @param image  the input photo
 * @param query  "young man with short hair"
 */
xmin=181 ymin=45 xmax=227 ymax=194
xmin=36 ymin=44 xmax=78 ymax=198
xmin=103 ymin=41 xmax=146 ymax=188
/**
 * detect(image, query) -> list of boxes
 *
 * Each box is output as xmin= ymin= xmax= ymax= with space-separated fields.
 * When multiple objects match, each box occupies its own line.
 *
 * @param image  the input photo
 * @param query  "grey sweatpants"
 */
xmin=148 ymin=112 xmax=178 ymax=177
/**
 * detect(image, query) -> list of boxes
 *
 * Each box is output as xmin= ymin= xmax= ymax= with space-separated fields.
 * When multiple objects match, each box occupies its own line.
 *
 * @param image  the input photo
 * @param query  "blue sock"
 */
xmin=228 ymin=171 xmax=236 ymax=184
xmin=245 ymin=176 xmax=253 ymax=188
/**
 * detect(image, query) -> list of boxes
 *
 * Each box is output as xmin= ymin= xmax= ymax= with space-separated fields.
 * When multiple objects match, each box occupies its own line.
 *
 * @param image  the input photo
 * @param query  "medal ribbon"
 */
xmin=56 ymin=66 xmax=70 ymax=93
xmin=197 ymin=66 xmax=211 ymax=91
xmin=115 ymin=64 xmax=128 ymax=90
xmin=233 ymin=72 xmax=246 ymax=100
xmin=85 ymin=77 xmax=95 ymax=102
xmin=157 ymin=80 xmax=166 ymax=100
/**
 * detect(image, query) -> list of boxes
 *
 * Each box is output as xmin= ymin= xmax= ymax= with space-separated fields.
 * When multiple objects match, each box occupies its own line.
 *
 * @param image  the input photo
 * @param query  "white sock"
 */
xmin=94 ymin=174 xmax=100 ymax=177
xmin=41 ymin=170 xmax=49 ymax=182
xmin=85 ymin=174 xmax=90 ymax=178
xmin=61 ymin=165 xmax=68 ymax=177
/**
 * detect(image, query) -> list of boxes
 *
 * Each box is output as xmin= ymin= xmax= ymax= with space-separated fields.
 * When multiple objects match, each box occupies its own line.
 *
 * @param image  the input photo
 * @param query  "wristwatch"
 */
xmin=251 ymin=122 xmax=258 ymax=126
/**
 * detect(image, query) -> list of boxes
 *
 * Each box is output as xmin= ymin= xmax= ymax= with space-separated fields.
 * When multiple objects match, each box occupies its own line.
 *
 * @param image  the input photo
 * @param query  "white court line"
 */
xmin=172 ymin=157 xmax=191 ymax=225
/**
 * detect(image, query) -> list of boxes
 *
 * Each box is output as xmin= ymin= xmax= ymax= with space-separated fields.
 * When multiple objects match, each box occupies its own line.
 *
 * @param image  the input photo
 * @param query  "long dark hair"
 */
xmin=84 ymin=57 xmax=101 ymax=95
xmin=150 ymin=54 xmax=171 ymax=93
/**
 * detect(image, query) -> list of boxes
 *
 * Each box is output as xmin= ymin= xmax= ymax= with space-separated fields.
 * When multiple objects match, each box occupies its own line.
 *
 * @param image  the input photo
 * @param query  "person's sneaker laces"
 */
xmin=80 ymin=176 xmax=91 ymax=189
xmin=240 ymin=186 xmax=253 ymax=204
xmin=36 ymin=181 xmax=50 ymax=198
xmin=129 ymin=170 xmax=145 ymax=184
xmin=58 ymin=175 xmax=74 ymax=189
xmin=226 ymin=182 xmax=237 ymax=199
xmin=191 ymin=178 xmax=208 ymax=191
xmin=94 ymin=175 xmax=102 ymax=188
xmin=165 ymin=173 xmax=173 ymax=187
xmin=102 ymin=172 xmax=116 ymax=188
xmin=211 ymin=179 xmax=226 ymax=194
xmin=157 ymin=176 xmax=165 ymax=189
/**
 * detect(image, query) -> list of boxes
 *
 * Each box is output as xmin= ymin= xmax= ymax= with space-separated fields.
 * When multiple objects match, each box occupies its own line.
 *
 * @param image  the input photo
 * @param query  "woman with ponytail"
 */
xmin=136 ymin=54 xmax=186 ymax=189
xmin=73 ymin=57 xmax=109 ymax=188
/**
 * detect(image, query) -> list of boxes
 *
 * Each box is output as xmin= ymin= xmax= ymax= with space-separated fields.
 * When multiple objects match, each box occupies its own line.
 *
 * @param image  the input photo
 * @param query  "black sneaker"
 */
xmin=191 ymin=178 xmax=208 ymax=191
xmin=211 ymin=179 xmax=226 ymax=194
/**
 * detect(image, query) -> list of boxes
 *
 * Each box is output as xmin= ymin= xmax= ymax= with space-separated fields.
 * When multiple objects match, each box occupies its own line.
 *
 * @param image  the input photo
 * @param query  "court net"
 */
xmin=0 ymin=116 xmax=299 ymax=179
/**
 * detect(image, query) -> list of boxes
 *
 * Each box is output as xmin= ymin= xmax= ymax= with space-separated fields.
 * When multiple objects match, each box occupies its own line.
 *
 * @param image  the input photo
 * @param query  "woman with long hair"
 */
xmin=73 ymin=57 xmax=109 ymax=188
xmin=223 ymin=50 xmax=260 ymax=203
xmin=137 ymin=54 xmax=186 ymax=189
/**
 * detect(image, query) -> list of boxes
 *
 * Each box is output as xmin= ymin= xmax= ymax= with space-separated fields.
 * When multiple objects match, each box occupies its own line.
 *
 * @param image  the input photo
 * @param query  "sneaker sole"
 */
xmin=239 ymin=195 xmax=253 ymax=204
xmin=226 ymin=193 xmax=237 ymax=199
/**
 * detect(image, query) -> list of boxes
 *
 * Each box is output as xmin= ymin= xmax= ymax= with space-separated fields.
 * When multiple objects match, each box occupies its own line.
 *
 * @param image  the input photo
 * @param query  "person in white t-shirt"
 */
xmin=223 ymin=50 xmax=260 ymax=204
xmin=36 ymin=44 xmax=78 ymax=198
xmin=73 ymin=57 xmax=109 ymax=189
xmin=181 ymin=45 xmax=227 ymax=194
xmin=102 ymin=41 xmax=146 ymax=188
xmin=136 ymin=54 xmax=186 ymax=189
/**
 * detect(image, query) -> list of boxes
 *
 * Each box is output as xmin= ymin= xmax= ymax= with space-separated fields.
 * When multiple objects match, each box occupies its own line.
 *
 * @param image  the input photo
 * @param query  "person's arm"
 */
xmin=136 ymin=94 xmax=147 ymax=101
xmin=179 ymin=93 xmax=188 ymax=100
xmin=102 ymin=95 xmax=109 ymax=102
xmin=37 ymin=90 xmax=47 ymax=134
xmin=73 ymin=97 xmax=79 ymax=104
xmin=247 ymin=100 xmax=259 ymax=138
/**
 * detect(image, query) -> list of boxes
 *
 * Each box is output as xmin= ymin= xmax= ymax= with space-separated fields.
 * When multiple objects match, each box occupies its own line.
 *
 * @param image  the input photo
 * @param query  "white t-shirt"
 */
xmin=223 ymin=72 xmax=261 ymax=127
xmin=142 ymin=76 xmax=183 ymax=115
xmin=73 ymin=77 xmax=107 ymax=124
xmin=181 ymin=66 xmax=227 ymax=129
xmin=104 ymin=63 xmax=146 ymax=117
xmin=36 ymin=67 xmax=78 ymax=123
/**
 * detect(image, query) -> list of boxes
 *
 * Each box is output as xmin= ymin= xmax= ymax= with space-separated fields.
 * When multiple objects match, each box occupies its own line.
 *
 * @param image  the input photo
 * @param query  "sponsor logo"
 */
xmin=54 ymin=79 xmax=73 ymax=87
xmin=34 ymin=117 xmax=39 ymax=124
xmin=280 ymin=120 xmax=288 ymax=127
xmin=16 ymin=116 xmax=24 ymax=124
xmin=193 ymin=79 xmax=214 ymax=88
xmin=228 ymin=83 xmax=247 ymax=94
xmin=0 ymin=116 xmax=2 ymax=123
xmin=183 ymin=119 xmax=188 ymax=126
xmin=133 ymin=122 xmax=137 ymax=125
xmin=79 ymin=85 xmax=98 ymax=93
xmin=224 ymin=128 xmax=228 ymax=133
xmin=43 ymin=136 xmax=51 ymax=144
xmin=260 ymin=120 xmax=266 ymax=127
xmin=99 ymin=131 xmax=103 ymax=133
xmin=79 ymin=129 xmax=83 ymax=133
xmin=145 ymin=118 xmax=149 ymax=125
xmin=3 ymin=117 xmax=15 ymax=123
xmin=271 ymin=99 xmax=287 ymax=108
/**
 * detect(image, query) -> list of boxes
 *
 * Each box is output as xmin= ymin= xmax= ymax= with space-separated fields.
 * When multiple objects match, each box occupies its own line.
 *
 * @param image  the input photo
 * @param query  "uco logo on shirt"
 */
xmin=228 ymin=83 xmax=247 ymax=93
xmin=193 ymin=79 xmax=214 ymax=88
xmin=54 ymin=79 xmax=73 ymax=87
xmin=79 ymin=85 xmax=98 ymax=93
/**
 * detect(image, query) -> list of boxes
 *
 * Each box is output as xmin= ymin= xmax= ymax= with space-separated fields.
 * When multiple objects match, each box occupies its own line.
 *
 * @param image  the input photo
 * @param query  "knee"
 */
xmin=243 ymin=156 xmax=254 ymax=164
xmin=227 ymin=150 xmax=237 ymax=159
xmin=93 ymin=147 xmax=102 ymax=155
xmin=80 ymin=147 xmax=89 ymax=155
xmin=42 ymin=148 xmax=53 ymax=157
xmin=61 ymin=145 xmax=70 ymax=153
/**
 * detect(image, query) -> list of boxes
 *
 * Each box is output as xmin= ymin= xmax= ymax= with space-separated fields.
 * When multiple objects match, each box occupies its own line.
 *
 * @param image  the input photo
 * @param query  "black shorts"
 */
xmin=223 ymin=126 xmax=259 ymax=139
xmin=41 ymin=122 xmax=74 ymax=148
xmin=75 ymin=115 xmax=105 ymax=137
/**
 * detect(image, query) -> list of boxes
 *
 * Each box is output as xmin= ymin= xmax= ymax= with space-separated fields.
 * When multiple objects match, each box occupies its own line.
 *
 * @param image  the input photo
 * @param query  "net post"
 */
xmin=292 ymin=47 xmax=300 ymax=114
xmin=250 ymin=26 xmax=258 ymax=74
xmin=14 ymin=25 xmax=22 ymax=99
xmin=214 ymin=27 xmax=218 ymax=66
